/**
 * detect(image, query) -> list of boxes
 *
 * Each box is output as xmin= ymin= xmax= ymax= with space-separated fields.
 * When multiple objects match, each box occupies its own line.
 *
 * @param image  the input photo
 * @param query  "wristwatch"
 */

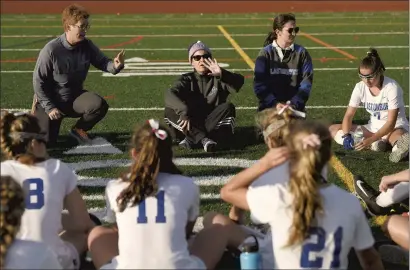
xmin=341 ymin=133 xmax=351 ymax=138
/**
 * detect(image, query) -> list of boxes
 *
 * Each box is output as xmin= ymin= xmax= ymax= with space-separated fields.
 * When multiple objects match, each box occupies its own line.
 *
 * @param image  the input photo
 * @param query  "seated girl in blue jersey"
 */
xmin=329 ymin=48 xmax=409 ymax=163
xmin=219 ymin=120 xmax=384 ymax=269
xmin=254 ymin=13 xmax=313 ymax=113
xmin=87 ymin=119 xmax=231 ymax=269
xmin=1 ymin=175 xmax=63 ymax=269
xmin=0 ymin=111 xmax=96 ymax=270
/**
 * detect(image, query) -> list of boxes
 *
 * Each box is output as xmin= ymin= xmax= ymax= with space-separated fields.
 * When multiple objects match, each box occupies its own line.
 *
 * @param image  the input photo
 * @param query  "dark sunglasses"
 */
xmin=286 ymin=27 xmax=300 ymax=35
xmin=191 ymin=54 xmax=211 ymax=61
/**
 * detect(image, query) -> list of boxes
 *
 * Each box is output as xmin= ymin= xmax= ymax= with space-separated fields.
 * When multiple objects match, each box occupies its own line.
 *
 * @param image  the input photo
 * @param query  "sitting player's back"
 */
xmin=105 ymin=173 xmax=200 ymax=268
xmin=1 ymin=158 xmax=76 ymax=246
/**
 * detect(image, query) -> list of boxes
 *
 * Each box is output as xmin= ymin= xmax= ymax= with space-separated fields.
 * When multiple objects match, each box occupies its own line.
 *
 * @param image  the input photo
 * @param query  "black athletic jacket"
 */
xmin=165 ymin=69 xmax=244 ymax=120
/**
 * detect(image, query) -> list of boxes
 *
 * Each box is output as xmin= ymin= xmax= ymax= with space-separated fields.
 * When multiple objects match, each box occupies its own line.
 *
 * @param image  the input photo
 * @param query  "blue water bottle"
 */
xmin=240 ymin=235 xmax=262 ymax=270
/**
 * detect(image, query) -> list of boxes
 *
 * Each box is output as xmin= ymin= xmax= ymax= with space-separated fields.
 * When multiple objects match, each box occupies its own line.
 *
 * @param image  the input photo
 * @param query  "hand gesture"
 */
xmin=177 ymin=119 xmax=190 ymax=133
xmin=114 ymin=50 xmax=125 ymax=69
xmin=355 ymin=138 xmax=371 ymax=151
xmin=203 ymin=58 xmax=221 ymax=76
xmin=260 ymin=147 xmax=289 ymax=171
xmin=379 ymin=176 xmax=400 ymax=192
xmin=48 ymin=108 xmax=62 ymax=120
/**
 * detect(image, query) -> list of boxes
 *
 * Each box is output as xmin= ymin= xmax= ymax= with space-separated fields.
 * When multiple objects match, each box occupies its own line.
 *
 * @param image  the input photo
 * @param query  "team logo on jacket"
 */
xmin=209 ymin=86 xmax=218 ymax=96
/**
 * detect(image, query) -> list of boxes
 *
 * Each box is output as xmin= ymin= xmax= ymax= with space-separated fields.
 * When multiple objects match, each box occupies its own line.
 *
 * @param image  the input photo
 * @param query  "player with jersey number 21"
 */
xmin=220 ymin=119 xmax=384 ymax=269
xmin=329 ymin=48 xmax=409 ymax=163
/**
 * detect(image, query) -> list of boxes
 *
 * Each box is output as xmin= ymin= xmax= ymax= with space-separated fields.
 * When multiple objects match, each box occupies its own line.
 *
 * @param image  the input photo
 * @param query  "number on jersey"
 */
xmin=300 ymin=226 xmax=343 ymax=268
xmin=137 ymin=190 xmax=166 ymax=224
xmin=23 ymin=178 xmax=45 ymax=210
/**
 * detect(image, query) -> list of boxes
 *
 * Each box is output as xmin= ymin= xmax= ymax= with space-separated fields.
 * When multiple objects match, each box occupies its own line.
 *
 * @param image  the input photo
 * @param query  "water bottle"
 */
xmin=240 ymin=235 xmax=262 ymax=270
xmin=353 ymin=126 xmax=364 ymax=145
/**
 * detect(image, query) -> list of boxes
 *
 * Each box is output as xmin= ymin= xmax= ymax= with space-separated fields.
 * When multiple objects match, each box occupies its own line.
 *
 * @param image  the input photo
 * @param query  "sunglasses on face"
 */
xmin=358 ymin=72 xmax=378 ymax=80
xmin=191 ymin=54 xmax=211 ymax=61
xmin=285 ymin=27 xmax=300 ymax=35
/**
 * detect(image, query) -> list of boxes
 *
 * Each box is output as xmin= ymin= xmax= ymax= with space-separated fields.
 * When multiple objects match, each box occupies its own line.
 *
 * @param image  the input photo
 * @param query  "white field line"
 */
xmin=1 ymin=32 xmax=408 ymax=38
xmin=3 ymin=105 xmax=409 ymax=112
xmin=1 ymin=15 xmax=408 ymax=21
xmin=1 ymin=67 xmax=409 ymax=75
xmin=77 ymin=175 xmax=234 ymax=187
xmin=2 ymin=45 xmax=409 ymax=52
xmin=83 ymin=193 xmax=220 ymax=201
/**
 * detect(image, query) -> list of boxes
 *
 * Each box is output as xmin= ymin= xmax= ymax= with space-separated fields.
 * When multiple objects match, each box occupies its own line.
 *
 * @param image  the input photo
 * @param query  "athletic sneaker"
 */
xmin=389 ymin=133 xmax=409 ymax=163
xmin=378 ymin=244 xmax=409 ymax=266
xmin=179 ymin=138 xmax=194 ymax=150
xmin=202 ymin=137 xmax=217 ymax=152
xmin=371 ymin=140 xmax=388 ymax=152
xmin=353 ymin=175 xmax=392 ymax=216
xmin=69 ymin=128 xmax=92 ymax=144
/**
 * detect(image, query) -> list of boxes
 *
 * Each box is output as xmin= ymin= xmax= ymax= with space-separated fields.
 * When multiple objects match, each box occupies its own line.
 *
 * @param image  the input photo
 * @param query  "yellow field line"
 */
xmin=217 ymin=25 xmax=255 ymax=70
xmin=218 ymin=25 xmax=386 ymax=227
xmin=300 ymin=32 xmax=357 ymax=60
xmin=1 ymin=22 xmax=407 ymax=28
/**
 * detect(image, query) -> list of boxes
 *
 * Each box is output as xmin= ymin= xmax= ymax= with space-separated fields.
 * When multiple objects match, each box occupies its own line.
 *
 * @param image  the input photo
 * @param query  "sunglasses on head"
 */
xmin=191 ymin=54 xmax=211 ymax=61
xmin=286 ymin=27 xmax=300 ymax=34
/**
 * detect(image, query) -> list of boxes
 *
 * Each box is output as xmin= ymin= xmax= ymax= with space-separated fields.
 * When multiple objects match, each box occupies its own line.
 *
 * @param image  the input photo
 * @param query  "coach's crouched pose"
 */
xmin=164 ymin=41 xmax=244 ymax=152
xmin=32 ymin=4 xmax=125 ymax=146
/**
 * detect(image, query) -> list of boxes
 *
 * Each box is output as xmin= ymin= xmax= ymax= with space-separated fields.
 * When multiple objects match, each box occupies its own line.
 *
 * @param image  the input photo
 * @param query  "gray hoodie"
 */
xmin=33 ymin=33 xmax=123 ymax=113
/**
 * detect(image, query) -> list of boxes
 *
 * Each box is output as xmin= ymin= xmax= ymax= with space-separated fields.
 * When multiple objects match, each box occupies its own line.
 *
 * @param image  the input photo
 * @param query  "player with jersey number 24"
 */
xmin=87 ymin=119 xmax=230 ymax=269
xmin=220 ymin=119 xmax=384 ymax=269
xmin=329 ymin=48 xmax=409 ymax=163
xmin=0 ymin=111 xmax=96 ymax=270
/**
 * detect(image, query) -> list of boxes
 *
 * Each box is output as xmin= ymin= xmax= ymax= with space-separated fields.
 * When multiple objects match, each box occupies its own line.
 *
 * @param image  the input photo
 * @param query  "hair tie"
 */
xmin=147 ymin=119 xmax=168 ymax=140
xmin=302 ymin=134 xmax=321 ymax=150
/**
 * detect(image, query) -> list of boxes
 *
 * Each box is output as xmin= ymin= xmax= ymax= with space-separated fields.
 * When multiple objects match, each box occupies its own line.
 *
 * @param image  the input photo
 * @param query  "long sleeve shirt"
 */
xmin=165 ymin=69 xmax=244 ymax=120
xmin=253 ymin=43 xmax=313 ymax=111
xmin=33 ymin=33 xmax=124 ymax=113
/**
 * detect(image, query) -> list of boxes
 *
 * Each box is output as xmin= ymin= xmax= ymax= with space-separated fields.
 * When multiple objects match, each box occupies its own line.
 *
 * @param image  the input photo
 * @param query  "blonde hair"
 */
xmin=62 ymin=4 xmax=90 ymax=31
xmin=0 ymin=111 xmax=45 ymax=165
xmin=116 ymin=120 xmax=181 ymax=212
xmin=286 ymin=120 xmax=332 ymax=246
xmin=0 ymin=175 xmax=26 ymax=268
xmin=255 ymin=107 xmax=298 ymax=148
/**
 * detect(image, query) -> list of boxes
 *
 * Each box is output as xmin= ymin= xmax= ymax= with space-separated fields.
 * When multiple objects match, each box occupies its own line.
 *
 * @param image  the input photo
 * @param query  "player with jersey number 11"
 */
xmin=87 ymin=119 xmax=231 ymax=270
xmin=0 ymin=111 xmax=97 ymax=269
xmin=220 ymin=119 xmax=384 ymax=270
xmin=329 ymin=48 xmax=409 ymax=163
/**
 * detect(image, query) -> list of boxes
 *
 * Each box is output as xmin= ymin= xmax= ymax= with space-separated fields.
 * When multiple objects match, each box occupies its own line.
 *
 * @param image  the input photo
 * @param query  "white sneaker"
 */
xmin=389 ymin=133 xmax=409 ymax=163
xmin=371 ymin=140 xmax=388 ymax=152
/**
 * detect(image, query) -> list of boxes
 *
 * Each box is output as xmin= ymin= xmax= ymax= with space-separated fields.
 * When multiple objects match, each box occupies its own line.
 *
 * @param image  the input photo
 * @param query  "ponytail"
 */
xmin=0 ymin=111 xmax=45 ymax=165
xmin=116 ymin=120 xmax=181 ymax=212
xmin=359 ymin=47 xmax=386 ymax=74
xmin=263 ymin=32 xmax=275 ymax=47
xmin=285 ymin=120 xmax=332 ymax=247
xmin=0 ymin=175 xmax=26 ymax=268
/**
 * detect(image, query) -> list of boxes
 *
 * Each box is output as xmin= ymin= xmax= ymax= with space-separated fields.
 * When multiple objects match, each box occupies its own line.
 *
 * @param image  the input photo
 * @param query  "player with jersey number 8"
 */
xmin=87 ymin=119 xmax=231 ymax=270
xmin=0 ymin=111 xmax=97 ymax=269
xmin=329 ymin=48 xmax=409 ymax=163
xmin=220 ymin=119 xmax=384 ymax=269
